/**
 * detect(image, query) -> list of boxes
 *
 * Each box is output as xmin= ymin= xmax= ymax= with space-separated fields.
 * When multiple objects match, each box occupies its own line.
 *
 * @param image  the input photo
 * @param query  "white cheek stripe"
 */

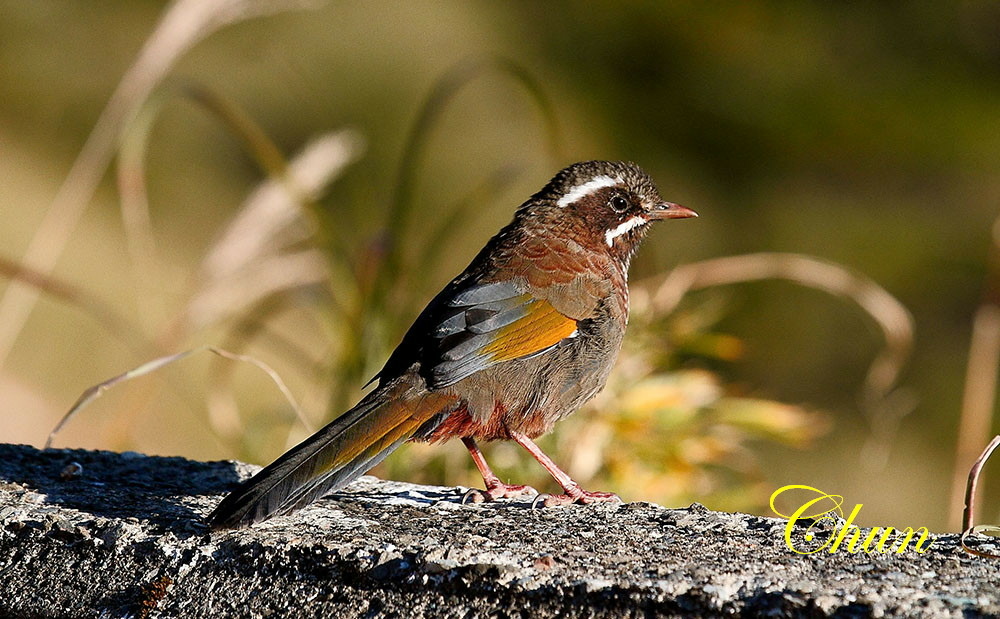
xmin=557 ymin=175 xmax=622 ymax=208
xmin=605 ymin=215 xmax=648 ymax=247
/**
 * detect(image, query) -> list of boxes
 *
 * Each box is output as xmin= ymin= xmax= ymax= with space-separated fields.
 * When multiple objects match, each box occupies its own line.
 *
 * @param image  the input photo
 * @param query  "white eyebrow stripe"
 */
xmin=557 ymin=175 xmax=622 ymax=208
xmin=605 ymin=215 xmax=648 ymax=247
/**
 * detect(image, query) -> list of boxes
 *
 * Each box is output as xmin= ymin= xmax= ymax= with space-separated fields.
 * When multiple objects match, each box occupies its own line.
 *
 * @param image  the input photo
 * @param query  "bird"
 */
xmin=208 ymin=160 xmax=696 ymax=529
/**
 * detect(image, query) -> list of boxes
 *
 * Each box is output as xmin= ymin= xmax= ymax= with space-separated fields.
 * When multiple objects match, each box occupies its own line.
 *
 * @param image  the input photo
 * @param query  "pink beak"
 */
xmin=648 ymin=202 xmax=698 ymax=220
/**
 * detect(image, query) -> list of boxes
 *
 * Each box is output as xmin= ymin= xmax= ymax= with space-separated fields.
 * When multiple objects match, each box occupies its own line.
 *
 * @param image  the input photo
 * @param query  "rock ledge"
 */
xmin=0 ymin=443 xmax=996 ymax=617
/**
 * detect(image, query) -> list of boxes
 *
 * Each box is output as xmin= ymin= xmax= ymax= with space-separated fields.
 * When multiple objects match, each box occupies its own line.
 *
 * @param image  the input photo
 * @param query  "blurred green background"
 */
xmin=2 ymin=1 xmax=999 ymax=531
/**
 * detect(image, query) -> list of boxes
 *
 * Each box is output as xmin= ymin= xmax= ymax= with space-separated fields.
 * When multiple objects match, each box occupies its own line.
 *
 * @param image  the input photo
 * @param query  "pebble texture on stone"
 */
xmin=0 ymin=442 xmax=997 ymax=617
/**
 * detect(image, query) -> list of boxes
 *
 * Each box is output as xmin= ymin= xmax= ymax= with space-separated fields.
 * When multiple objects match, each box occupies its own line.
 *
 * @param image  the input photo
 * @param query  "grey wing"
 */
xmin=425 ymin=280 xmax=579 ymax=388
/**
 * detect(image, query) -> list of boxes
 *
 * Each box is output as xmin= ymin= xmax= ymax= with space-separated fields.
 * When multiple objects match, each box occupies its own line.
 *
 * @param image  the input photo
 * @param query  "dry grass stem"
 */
xmin=187 ymin=129 xmax=363 ymax=441
xmin=381 ymin=57 xmax=561 ymax=307
xmin=45 ymin=346 xmax=309 ymax=450
xmin=960 ymin=435 xmax=1000 ymax=557
xmin=201 ymin=130 xmax=364 ymax=281
xmin=207 ymin=297 xmax=327 ymax=442
xmin=645 ymin=252 xmax=915 ymax=469
xmin=649 ymin=253 xmax=913 ymax=394
xmin=948 ymin=217 xmax=1000 ymax=529
xmin=0 ymin=256 xmax=149 ymax=355
xmin=118 ymin=97 xmax=170 ymax=328
xmin=186 ymin=129 xmax=363 ymax=330
xmin=952 ymin=305 xmax=1000 ymax=525
xmin=0 ymin=0 xmax=323 ymax=371
xmin=187 ymin=251 xmax=330 ymax=329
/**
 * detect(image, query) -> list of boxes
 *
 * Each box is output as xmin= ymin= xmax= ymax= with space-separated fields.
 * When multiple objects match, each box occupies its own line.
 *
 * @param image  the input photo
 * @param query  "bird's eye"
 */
xmin=609 ymin=195 xmax=629 ymax=212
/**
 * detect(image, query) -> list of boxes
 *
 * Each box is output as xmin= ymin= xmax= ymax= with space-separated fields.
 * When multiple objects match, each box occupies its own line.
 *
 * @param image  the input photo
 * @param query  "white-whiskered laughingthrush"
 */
xmin=209 ymin=161 xmax=697 ymax=528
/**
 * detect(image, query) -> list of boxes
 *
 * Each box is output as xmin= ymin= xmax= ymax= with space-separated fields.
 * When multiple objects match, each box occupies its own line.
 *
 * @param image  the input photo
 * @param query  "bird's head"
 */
xmin=524 ymin=161 xmax=696 ymax=264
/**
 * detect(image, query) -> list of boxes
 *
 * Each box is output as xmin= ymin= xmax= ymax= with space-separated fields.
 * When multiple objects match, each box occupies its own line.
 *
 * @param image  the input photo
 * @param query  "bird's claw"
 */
xmin=573 ymin=490 xmax=622 ymax=504
xmin=461 ymin=488 xmax=490 ymax=504
xmin=486 ymin=483 xmax=538 ymax=500
xmin=461 ymin=483 xmax=538 ymax=504
xmin=531 ymin=490 xmax=622 ymax=508
xmin=531 ymin=493 xmax=556 ymax=509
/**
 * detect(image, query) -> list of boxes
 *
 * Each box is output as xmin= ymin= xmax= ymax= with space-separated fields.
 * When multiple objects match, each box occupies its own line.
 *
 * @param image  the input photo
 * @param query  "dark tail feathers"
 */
xmin=208 ymin=383 xmax=455 ymax=529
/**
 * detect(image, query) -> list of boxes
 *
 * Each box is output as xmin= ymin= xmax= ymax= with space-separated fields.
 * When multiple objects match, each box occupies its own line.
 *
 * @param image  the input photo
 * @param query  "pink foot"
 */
xmin=462 ymin=481 xmax=538 ymax=504
xmin=532 ymin=489 xmax=621 ymax=508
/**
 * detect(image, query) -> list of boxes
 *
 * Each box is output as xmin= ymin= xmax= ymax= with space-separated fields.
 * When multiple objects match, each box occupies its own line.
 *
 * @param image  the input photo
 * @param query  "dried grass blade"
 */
xmin=960 ymin=435 xmax=1000 ymax=558
xmin=187 ymin=250 xmax=329 ymax=329
xmin=417 ymin=164 xmax=521 ymax=285
xmin=45 ymin=346 xmax=308 ymax=449
xmin=381 ymin=57 xmax=561 ymax=297
xmin=183 ymin=82 xmax=289 ymax=179
xmin=647 ymin=253 xmax=914 ymax=394
xmin=643 ymin=252 xmax=915 ymax=470
xmin=0 ymin=0 xmax=323 ymax=371
xmin=208 ymin=295 xmax=326 ymax=440
xmin=0 ymin=255 xmax=150 ymax=354
xmin=118 ymin=93 xmax=170 ymax=327
xmin=949 ymin=219 xmax=1000 ymax=529
xmin=198 ymin=127 xmax=364 ymax=281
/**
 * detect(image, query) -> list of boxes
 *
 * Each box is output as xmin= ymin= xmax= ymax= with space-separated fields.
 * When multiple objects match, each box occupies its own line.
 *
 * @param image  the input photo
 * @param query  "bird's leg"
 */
xmin=460 ymin=437 xmax=538 ymax=503
xmin=510 ymin=431 xmax=621 ymax=507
